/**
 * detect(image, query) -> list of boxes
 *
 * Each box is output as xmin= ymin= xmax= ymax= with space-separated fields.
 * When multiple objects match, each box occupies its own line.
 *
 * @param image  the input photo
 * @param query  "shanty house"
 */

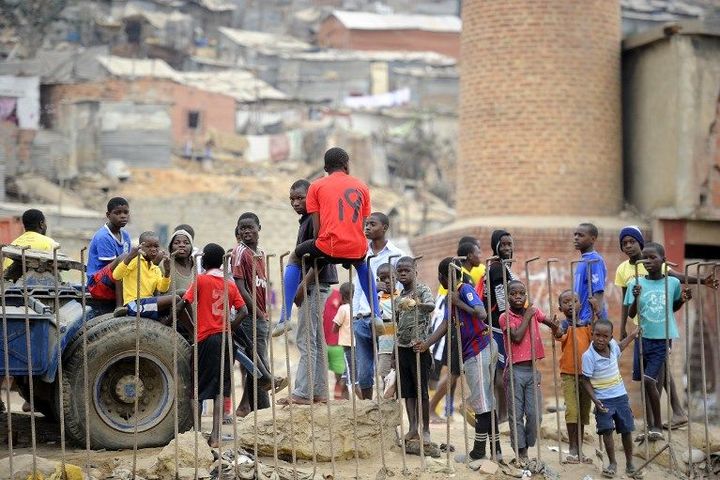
xmin=317 ymin=10 xmax=461 ymax=58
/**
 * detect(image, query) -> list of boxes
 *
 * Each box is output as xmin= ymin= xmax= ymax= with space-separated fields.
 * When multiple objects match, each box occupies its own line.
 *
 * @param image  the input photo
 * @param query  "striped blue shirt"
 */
xmin=582 ymin=339 xmax=626 ymax=400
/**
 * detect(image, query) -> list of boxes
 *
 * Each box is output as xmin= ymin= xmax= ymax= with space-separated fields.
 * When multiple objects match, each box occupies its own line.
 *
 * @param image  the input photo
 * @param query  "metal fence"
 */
xmin=0 ymin=245 xmax=718 ymax=479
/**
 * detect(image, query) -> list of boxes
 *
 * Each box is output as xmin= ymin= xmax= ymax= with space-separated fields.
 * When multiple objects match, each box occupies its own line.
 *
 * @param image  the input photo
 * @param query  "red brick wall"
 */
xmin=457 ymin=0 xmax=622 ymax=217
xmin=317 ymin=17 xmax=460 ymax=58
xmin=47 ymin=79 xmax=236 ymax=147
xmin=410 ymin=222 xmax=647 ymax=407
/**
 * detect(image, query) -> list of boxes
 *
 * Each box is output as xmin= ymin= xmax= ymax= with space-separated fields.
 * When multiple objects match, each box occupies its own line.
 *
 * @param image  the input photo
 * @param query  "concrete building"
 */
xmin=317 ymin=10 xmax=461 ymax=58
xmin=623 ymin=21 xmax=720 ymax=261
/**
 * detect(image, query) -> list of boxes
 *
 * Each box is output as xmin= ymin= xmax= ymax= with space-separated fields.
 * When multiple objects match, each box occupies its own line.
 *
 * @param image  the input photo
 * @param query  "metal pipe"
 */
xmin=251 ymin=252 xmax=262 ymax=478
xmin=524 ymin=256 xmax=541 ymax=462
xmin=0 ymin=246 xmax=14 ymax=478
xmin=79 ymin=247 xmax=91 ymax=478
xmin=313 ymin=257 xmax=336 ymax=477
xmin=684 ymin=261 xmax=700 ymax=479
xmin=449 ymin=259 xmax=469 ymax=464
xmin=365 ymin=254 xmax=386 ymax=473
xmin=484 ymin=255 xmax=500 ymax=462
xmin=545 ymin=258 xmax=562 ymax=465
xmin=264 ymin=254 xmax=280 ymax=470
xmin=52 ymin=247 xmax=67 ymax=480
xmin=300 ymin=253 xmax=318 ymax=474
xmin=20 ymin=246 xmax=38 ymax=477
xmin=278 ymin=251 xmax=298 ymax=477
xmin=696 ymin=263 xmax=714 ymax=473
xmin=192 ymin=251 xmax=203 ymax=480
xmin=412 ymin=255 xmax=426 ymax=467
xmin=168 ymin=251 xmax=180 ymax=480
xmin=347 ymin=264 xmax=360 ymax=478
xmin=634 ymin=259 xmax=651 ymax=459
xmin=217 ymin=253 xmax=230 ymax=466
xmin=131 ymin=244 xmax=142 ymax=477
xmin=387 ymin=253 xmax=408 ymax=473
xmin=501 ymin=258 xmax=519 ymax=464
xmin=569 ymin=260 xmax=584 ymax=464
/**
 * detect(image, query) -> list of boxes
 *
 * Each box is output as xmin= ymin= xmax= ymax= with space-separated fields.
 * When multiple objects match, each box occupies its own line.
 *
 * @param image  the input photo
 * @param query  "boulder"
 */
xmin=148 ymin=431 xmax=214 ymax=478
xmin=236 ymin=399 xmax=401 ymax=461
xmin=0 ymin=455 xmax=89 ymax=480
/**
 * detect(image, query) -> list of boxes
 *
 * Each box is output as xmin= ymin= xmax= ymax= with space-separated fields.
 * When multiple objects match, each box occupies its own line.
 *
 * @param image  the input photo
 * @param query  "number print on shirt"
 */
xmin=211 ymin=289 xmax=224 ymax=316
xmin=337 ymin=188 xmax=363 ymax=223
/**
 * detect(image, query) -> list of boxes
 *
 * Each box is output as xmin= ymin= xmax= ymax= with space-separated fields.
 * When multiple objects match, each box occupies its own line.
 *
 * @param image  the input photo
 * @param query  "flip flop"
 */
xmin=601 ymin=465 xmax=616 ymax=478
xmin=565 ymin=454 xmax=593 ymax=464
xmin=662 ymin=418 xmax=688 ymax=430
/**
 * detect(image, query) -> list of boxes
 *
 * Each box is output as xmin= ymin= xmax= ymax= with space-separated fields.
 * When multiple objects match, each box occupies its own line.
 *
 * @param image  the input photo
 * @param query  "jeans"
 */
xmin=504 ymin=364 xmax=542 ymax=450
xmin=239 ymin=316 xmax=270 ymax=411
xmin=292 ymin=284 xmax=331 ymax=400
xmin=352 ymin=315 xmax=375 ymax=389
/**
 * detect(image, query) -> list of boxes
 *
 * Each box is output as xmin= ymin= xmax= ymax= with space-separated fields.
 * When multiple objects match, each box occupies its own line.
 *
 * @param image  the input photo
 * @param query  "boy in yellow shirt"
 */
xmin=112 ymin=231 xmax=176 ymax=320
xmin=3 ymin=209 xmax=58 ymax=280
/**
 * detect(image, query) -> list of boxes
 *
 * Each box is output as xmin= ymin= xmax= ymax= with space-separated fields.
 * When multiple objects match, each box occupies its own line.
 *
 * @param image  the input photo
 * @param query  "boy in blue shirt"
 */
xmin=573 ymin=223 xmax=607 ymax=323
xmin=581 ymin=319 xmax=640 ymax=478
xmin=625 ymin=241 xmax=691 ymax=441
xmin=87 ymin=197 xmax=131 ymax=306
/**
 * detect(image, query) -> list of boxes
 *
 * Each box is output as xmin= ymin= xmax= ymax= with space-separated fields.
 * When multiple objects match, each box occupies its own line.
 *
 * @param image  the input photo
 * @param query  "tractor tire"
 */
xmin=61 ymin=313 xmax=116 ymax=365
xmin=62 ymin=316 xmax=193 ymax=449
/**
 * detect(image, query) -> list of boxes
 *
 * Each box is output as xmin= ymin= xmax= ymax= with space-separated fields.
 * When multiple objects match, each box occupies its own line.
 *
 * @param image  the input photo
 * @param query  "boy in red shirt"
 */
xmin=275 ymin=147 xmax=380 ymax=334
xmin=178 ymin=243 xmax=248 ymax=447
xmin=499 ymin=280 xmax=559 ymax=461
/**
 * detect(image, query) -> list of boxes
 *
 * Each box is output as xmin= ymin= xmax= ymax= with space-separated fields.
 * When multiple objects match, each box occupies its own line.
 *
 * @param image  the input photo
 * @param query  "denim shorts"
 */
xmin=632 ymin=337 xmax=669 ymax=382
xmin=594 ymin=394 xmax=634 ymax=435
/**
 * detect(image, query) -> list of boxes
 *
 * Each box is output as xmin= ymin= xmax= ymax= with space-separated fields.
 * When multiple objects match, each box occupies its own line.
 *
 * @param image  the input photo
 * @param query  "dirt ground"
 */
xmin=0 ymin=332 xmax=709 ymax=480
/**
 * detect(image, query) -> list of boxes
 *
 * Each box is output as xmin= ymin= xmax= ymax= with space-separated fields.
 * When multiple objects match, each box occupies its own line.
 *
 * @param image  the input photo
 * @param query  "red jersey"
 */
xmin=231 ymin=243 xmax=267 ymax=318
xmin=306 ymin=171 xmax=371 ymax=259
xmin=183 ymin=269 xmax=245 ymax=342
xmin=499 ymin=307 xmax=547 ymax=364
xmin=323 ymin=289 xmax=342 ymax=346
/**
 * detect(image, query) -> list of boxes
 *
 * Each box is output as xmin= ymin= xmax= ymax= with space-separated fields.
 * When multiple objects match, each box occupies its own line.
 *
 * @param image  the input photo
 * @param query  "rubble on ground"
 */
xmin=236 ymin=399 xmax=401 ymax=461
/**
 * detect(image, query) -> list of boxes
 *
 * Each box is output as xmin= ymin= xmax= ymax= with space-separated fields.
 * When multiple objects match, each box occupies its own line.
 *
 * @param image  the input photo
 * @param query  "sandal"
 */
xmin=601 ymin=464 xmax=616 ymax=478
xmin=626 ymin=466 xmax=644 ymax=479
xmin=565 ymin=454 xmax=593 ymax=464
xmin=662 ymin=418 xmax=688 ymax=430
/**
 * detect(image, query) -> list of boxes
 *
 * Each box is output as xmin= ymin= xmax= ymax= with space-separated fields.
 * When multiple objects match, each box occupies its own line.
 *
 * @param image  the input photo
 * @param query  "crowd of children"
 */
xmin=4 ymin=145 xmax=719 ymax=476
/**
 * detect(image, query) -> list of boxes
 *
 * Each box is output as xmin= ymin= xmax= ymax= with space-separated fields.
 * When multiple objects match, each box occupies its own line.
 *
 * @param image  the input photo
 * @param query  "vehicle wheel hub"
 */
xmin=115 ymin=374 xmax=144 ymax=403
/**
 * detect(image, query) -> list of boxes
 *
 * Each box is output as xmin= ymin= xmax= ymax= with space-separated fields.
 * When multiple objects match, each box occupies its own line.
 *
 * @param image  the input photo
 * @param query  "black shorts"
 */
xmin=438 ymin=329 xmax=462 ymax=376
xmin=397 ymin=347 xmax=431 ymax=399
xmin=197 ymin=332 xmax=232 ymax=401
xmin=294 ymin=239 xmax=364 ymax=270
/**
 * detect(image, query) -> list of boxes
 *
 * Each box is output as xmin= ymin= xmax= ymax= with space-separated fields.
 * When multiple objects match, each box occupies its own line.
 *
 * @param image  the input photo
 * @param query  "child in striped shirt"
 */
xmin=581 ymin=319 xmax=641 ymax=479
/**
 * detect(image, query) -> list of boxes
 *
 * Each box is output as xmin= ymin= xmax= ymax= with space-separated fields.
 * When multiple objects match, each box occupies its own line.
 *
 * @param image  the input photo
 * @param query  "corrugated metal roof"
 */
xmin=218 ymin=27 xmax=312 ymax=52
xmin=177 ymin=70 xmax=287 ymax=102
xmin=191 ymin=0 xmax=235 ymax=12
xmin=122 ymin=2 xmax=192 ymax=30
xmin=96 ymin=55 xmax=179 ymax=80
xmin=621 ymin=0 xmax=706 ymax=20
xmin=0 ymin=46 xmax=108 ymax=84
xmin=277 ymin=48 xmax=456 ymax=66
xmin=328 ymin=10 xmax=461 ymax=33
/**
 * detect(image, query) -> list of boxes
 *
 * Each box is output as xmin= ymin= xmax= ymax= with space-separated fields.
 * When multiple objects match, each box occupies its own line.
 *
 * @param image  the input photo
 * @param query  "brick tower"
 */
xmin=410 ymin=1 xmax=632 ymax=396
xmin=456 ymin=0 xmax=622 ymax=217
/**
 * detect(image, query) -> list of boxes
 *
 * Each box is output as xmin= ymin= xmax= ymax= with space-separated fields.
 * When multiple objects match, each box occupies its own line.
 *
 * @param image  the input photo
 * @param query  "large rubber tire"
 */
xmin=62 ymin=316 xmax=193 ymax=449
